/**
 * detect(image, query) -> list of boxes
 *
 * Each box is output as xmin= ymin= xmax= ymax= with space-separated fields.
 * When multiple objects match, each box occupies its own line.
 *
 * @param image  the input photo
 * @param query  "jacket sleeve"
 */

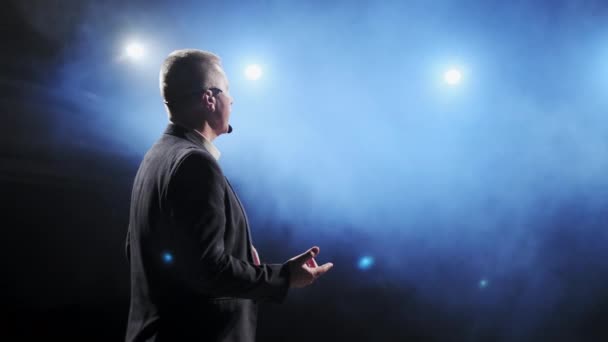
xmin=166 ymin=150 xmax=290 ymax=303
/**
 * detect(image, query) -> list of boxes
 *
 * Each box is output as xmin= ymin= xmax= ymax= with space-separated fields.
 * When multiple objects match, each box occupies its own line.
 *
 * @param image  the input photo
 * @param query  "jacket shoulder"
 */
xmin=155 ymin=134 xmax=217 ymax=168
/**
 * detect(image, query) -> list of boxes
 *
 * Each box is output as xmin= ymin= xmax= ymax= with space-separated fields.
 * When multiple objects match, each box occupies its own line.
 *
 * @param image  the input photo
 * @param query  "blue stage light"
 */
xmin=358 ymin=256 xmax=374 ymax=270
xmin=162 ymin=252 xmax=173 ymax=264
xmin=125 ymin=42 xmax=145 ymax=60
xmin=444 ymin=68 xmax=462 ymax=85
xmin=245 ymin=64 xmax=263 ymax=80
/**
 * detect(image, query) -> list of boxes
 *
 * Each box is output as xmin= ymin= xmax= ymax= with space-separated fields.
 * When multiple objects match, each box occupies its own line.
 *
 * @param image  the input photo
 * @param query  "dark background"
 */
xmin=2 ymin=1 xmax=608 ymax=341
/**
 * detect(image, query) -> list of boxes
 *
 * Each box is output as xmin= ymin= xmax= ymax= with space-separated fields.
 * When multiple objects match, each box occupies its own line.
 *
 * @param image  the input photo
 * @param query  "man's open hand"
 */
xmin=286 ymin=246 xmax=333 ymax=288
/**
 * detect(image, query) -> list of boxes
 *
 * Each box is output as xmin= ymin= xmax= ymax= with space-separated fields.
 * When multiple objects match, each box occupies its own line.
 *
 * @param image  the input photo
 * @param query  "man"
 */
xmin=125 ymin=49 xmax=333 ymax=341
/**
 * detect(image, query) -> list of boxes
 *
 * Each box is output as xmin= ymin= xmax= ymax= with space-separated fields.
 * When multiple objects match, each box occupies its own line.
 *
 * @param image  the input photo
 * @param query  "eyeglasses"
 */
xmin=164 ymin=87 xmax=226 ymax=106
xmin=208 ymin=87 xmax=232 ymax=103
xmin=208 ymin=87 xmax=223 ymax=96
xmin=187 ymin=87 xmax=225 ymax=97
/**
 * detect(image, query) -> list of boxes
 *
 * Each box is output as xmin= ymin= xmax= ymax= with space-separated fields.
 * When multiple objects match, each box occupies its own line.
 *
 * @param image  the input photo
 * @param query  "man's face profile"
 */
xmin=205 ymin=63 xmax=232 ymax=135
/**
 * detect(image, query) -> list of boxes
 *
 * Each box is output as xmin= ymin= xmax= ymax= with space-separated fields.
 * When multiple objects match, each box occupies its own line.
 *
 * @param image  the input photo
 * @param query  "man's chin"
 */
xmin=213 ymin=124 xmax=231 ymax=136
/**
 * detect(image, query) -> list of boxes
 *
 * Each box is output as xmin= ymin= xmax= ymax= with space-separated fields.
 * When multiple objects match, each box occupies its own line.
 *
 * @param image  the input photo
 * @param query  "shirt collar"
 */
xmin=193 ymin=129 xmax=221 ymax=161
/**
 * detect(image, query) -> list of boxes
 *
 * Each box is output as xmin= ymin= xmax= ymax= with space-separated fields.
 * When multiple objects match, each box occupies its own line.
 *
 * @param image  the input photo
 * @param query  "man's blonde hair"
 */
xmin=159 ymin=49 xmax=222 ymax=115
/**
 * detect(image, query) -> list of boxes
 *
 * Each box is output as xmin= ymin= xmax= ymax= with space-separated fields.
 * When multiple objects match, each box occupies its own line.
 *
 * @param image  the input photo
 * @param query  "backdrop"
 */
xmin=2 ymin=0 xmax=608 ymax=341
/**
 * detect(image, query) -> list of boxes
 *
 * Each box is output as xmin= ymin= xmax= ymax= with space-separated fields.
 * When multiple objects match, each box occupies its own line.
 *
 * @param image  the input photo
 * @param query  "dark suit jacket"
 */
xmin=125 ymin=124 xmax=290 ymax=342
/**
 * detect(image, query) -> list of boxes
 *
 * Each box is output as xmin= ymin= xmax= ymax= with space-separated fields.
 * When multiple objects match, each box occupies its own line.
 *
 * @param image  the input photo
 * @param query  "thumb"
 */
xmin=294 ymin=246 xmax=320 ymax=265
xmin=313 ymin=262 xmax=334 ymax=276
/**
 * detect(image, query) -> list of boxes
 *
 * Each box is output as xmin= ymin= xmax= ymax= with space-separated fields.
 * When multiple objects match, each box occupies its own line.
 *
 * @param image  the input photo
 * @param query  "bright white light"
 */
xmin=125 ymin=42 xmax=145 ymax=59
xmin=245 ymin=64 xmax=263 ymax=80
xmin=444 ymin=68 xmax=462 ymax=85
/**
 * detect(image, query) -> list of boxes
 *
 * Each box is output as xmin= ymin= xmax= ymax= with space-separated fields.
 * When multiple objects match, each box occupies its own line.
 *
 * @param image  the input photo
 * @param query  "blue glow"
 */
xmin=358 ymin=256 xmax=374 ymax=270
xmin=162 ymin=252 xmax=173 ymax=264
xmin=125 ymin=42 xmax=145 ymax=60
xmin=49 ymin=1 xmax=608 ymax=339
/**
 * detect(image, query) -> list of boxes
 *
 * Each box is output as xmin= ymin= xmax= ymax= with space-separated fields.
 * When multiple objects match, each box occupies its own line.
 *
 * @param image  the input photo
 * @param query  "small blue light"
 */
xmin=479 ymin=278 xmax=489 ymax=289
xmin=162 ymin=252 xmax=173 ymax=264
xmin=358 ymin=256 xmax=374 ymax=270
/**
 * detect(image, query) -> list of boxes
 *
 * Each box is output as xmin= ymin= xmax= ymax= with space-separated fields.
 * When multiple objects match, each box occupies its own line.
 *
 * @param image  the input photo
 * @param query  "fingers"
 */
xmin=293 ymin=246 xmax=320 ymax=266
xmin=306 ymin=257 xmax=318 ymax=268
xmin=287 ymin=247 xmax=333 ymax=288
xmin=312 ymin=262 xmax=334 ymax=278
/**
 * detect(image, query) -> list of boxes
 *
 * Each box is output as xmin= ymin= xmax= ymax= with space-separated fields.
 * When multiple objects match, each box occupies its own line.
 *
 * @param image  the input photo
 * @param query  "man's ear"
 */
xmin=202 ymin=90 xmax=216 ymax=111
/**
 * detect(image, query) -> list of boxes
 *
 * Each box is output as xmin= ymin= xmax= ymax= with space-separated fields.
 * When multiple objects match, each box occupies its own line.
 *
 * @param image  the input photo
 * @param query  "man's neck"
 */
xmin=196 ymin=123 xmax=218 ymax=142
xmin=171 ymin=119 xmax=218 ymax=142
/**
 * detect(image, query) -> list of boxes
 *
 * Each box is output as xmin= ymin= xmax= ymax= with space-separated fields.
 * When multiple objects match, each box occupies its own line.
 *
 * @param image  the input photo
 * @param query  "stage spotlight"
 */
xmin=162 ymin=252 xmax=173 ymax=264
xmin=245 ymin=64 xmax=262 ymax=80
xmin=357 ymin=256 xmax=375 ymax=270
xmin=125 ymin=42 xmax=145 ymax=60
xmin=479 ymin=278 xmax=489 ymax=289
xmin=444 ymin=68 xmax=462 ymax=85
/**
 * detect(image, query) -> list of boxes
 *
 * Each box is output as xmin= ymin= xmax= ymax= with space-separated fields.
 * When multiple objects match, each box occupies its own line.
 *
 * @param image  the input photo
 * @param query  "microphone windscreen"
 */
xmin=227 ymin=125 xmax=233 ymax=134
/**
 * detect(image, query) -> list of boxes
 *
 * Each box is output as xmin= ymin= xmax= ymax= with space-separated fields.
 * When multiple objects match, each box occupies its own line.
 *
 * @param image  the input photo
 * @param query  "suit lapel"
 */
xmin=225 ymin=178 xmax=255 ymax=254
xmin=165 ymin=123 xmax=255 ymax=261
